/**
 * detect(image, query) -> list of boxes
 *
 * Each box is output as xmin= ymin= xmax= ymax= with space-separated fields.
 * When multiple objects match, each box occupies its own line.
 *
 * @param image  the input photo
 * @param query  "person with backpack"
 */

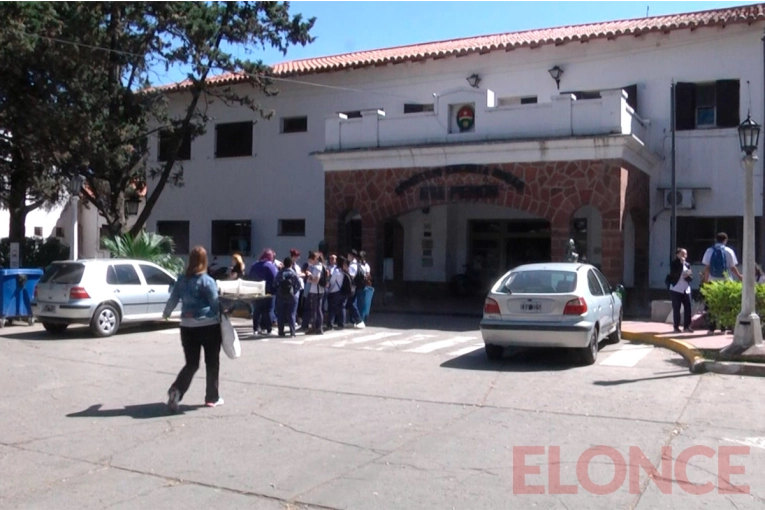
xmin=248 ymin=248 xmax=278 ymax=336
xmin=274 ymin=256 xmax=301 ymax=337
xmin=327 ymin=256 xmax=352 ymax=329
xmin=668 ymin=247 xmax=693 ymax=334
xmin=701 ymin=232 xmax=743 ymax=333
xmin=355 ymin=250 xmax=374 ymax=323
xmin=346 ymin=249 xmax=365 ymax=328
xmin=306 ymin=251 xmax=327 ymax=334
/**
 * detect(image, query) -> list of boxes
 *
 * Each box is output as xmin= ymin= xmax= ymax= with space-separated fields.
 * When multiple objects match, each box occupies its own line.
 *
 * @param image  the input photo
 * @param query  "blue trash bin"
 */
xmin=0 ymin=268 xmax=44 ymax=327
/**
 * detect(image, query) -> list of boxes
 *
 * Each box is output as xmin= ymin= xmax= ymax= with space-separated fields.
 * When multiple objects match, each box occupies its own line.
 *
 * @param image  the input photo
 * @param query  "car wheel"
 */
xmin=90 ymin=304 xmax=120 ymax=337
xmin=485 ymin=343 xmax=504 ymax=360
xmin=42 ymin=322 xmax=68 ymax=334
xmin=607 ymin=312 xmax=622 ymax=344
xmin=580 ymin=328 xmax=599 ymax=365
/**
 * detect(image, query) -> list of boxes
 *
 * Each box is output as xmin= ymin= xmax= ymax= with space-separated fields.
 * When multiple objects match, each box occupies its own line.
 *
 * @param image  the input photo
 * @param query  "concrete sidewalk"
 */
xmin=622 ymin=320 xmax=765 ymax=377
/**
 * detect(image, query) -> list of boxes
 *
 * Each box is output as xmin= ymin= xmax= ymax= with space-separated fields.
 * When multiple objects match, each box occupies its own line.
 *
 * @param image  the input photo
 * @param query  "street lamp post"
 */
xmin=726 ymin=115 xmax=764 ymax=355
xmin=69 ymin=174 xmax=85 ymax=260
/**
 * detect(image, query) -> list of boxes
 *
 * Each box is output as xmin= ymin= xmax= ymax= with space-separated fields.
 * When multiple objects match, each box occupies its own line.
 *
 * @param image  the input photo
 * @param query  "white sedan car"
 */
xmin=479 ymin=263 xmax=623 ymax=364
xmin=33 ymin=259 xmax=181 ymax=337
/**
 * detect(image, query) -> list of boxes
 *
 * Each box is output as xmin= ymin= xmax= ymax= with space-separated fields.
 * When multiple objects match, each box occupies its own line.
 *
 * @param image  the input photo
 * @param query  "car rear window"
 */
xmin=40 ymin=263 xmax=85 ymax=284
xmin=501 ymin=270 xmax=577 ymax=294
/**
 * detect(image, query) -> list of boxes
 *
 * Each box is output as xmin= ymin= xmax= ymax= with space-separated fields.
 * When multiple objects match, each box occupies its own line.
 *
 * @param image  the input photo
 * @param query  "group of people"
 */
xmin=667 ymin=231 xmax=764 ymax=334
xmin=242 ymin=247 xmax=373 ymax=338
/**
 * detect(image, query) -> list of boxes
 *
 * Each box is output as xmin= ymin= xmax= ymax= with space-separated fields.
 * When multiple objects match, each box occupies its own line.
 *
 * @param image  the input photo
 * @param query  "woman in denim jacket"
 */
xmin=163 ymin=246 xmax=223 ymax=412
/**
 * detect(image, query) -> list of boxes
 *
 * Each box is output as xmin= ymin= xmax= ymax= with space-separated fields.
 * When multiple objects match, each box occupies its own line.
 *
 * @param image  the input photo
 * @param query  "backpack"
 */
xmin=709 ymin=246 xmax=727 ymax=278
xmin=318 ymin=264 xmax=330 ymax=288
xmin=340 ymin=271 xmax=352 ymax=296
xmin=278 ymin=271 xmax=294 ymax=298
xmin=353 ymin=264 xmax=367 ymax=288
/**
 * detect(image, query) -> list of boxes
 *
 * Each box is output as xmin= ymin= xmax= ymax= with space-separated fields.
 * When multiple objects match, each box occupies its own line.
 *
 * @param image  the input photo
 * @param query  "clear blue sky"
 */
xmin=156 ymin=1 xmax=763 ymax=85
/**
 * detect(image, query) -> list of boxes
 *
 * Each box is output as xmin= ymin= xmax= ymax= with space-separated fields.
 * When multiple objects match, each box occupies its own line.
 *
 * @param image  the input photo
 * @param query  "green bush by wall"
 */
xmin=0 ymin=237 xmax=71 ymax=270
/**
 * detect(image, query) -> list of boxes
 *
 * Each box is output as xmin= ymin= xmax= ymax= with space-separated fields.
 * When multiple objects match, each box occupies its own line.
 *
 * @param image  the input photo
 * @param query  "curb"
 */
xmin=623 ymin=331 xmax=765 ymax=377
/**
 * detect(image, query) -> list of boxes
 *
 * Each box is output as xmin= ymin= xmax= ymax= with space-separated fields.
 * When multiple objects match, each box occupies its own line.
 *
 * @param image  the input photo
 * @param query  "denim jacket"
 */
xmin=163 ymin=273 xmax=220 ymax=327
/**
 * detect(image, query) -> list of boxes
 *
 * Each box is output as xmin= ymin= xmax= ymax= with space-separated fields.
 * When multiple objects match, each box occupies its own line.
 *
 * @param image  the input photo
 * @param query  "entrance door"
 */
xmin=469 ymin=219 xmax=551 ymax=283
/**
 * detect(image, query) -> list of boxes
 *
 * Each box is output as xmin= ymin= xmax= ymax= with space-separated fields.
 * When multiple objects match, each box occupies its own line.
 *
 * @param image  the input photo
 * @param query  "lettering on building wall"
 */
xmin=395 ymin=164 xmax=525 ymax=196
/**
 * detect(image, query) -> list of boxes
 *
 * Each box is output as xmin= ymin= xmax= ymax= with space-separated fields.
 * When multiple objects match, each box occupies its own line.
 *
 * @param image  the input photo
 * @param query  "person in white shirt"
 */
xmin=668 ymin=247 xmax=693 ymax=333
xmin=306 ymin=251 xmax=326 ymax=334
xmin=345 ymin=250 xmax=365 ymax=328
xmin=326 ymin=256 xmax=350 ymax=329
xmin=702 ymin=232 xmax=742 ymax=282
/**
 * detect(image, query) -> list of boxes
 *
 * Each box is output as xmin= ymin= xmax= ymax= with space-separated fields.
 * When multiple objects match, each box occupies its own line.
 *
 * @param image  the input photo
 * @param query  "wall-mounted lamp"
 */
xmin=548 ymin=65 xmax=564 ymax=90
xmin=125 ymin=196 xmax=141 ymax=216
xmin=466 ymin=73 xmax=482 ymax=89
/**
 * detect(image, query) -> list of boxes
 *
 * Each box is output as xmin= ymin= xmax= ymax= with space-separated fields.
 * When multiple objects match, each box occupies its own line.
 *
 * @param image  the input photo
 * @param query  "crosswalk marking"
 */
xmin=362 ymin=334 xmax=436 ymax=351
xmin=404 ymin=336 xmax=476 ymax=354
xmin=599 ymin=343 xmax=654 ymax=367
xmin=447 ymin=343 xmax=485 ymax=357
xmin=333 ymin=332 xmax=401 ymax=348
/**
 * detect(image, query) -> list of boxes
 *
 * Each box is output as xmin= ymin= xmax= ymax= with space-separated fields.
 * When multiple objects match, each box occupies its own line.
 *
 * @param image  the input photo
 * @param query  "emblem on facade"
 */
xmin=456 ymin=105 xmax=475 ymax=131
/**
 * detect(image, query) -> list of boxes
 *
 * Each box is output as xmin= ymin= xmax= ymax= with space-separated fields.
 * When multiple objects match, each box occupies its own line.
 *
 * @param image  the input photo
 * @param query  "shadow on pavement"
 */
xmin=66 ymin=402 xmax=205 ymax=420
xmin=0 ymin=321 xmax=180 ymax=342
xmin=441 ymin=346 xmax=583 ymax=372
xmin=592 ymin=373 xmax=694 ymax=386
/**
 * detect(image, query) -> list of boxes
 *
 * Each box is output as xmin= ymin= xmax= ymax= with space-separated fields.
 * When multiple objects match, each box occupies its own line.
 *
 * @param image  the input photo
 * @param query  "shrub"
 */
xmin=700 ymin=279 xmax=765 ymax=327
xmin=101 ymin=231 xmax=184 ymax=275
xmin=0 ymin=237 xmax=70 ymax=269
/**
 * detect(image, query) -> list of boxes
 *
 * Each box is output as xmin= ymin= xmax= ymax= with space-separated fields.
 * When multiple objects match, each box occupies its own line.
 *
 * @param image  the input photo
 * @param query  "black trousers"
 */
xmin=670 ymin=291 xmax=692 ymax=330
xmin=171 ymin=323 xmax=221 ymax=404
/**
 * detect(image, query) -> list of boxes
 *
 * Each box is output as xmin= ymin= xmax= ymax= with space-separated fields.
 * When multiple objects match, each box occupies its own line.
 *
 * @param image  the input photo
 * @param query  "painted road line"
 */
xmin=599 ymin=343 xmax=654 ymax=367
xmin=333 ymin=332 xmax=401 ymax=348
xmin=404 ymin=336 xmax=476 ymax=354
xmin=447 ymin=343 xmax=485 ymax=357
xmin=363 ymin=335 xmax=436 ymax=351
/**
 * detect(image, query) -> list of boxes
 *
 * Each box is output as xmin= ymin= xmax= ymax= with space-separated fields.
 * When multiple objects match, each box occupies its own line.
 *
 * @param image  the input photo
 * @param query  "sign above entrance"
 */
xmin=394 ymin=164 xmax=525 ymax=195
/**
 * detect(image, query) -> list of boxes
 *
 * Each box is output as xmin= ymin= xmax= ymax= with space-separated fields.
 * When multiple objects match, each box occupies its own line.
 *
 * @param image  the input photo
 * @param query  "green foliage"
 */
xmin=700 ymin=279 xmax=765 ymax=327
xmin=101 ymin=231 xmax=184 ymax=275
xmin=0 ymin=237 xmax=70 ymax=269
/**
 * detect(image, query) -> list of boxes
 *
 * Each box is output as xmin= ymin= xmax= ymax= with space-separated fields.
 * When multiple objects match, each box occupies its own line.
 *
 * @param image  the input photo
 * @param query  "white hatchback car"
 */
xmin=33 ymin=259 xmax=181 ymax=337
xmin=479 ymin=263 xmax=623 ymax=364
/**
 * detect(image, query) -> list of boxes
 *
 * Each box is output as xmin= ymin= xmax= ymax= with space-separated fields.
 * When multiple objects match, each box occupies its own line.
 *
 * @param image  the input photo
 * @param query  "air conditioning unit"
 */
xmin=664 ymin=189 xmax=695 ymax=209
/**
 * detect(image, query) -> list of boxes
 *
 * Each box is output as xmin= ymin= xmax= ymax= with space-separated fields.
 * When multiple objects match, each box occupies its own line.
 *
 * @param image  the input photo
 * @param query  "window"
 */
xmin=158 ymin=129 xmax=191 ymax=161
xmin=676 ymin=216 xmax=760 ymax=264
xmin=340 ymin=110 xmax=362 ymax=119
xmin=497 ymin=96 xmax=538 ymax=107
xmin=281 ymin=116 xmax=308 ymax=133
xmin=404 ymin=103 xmax=434 ymax=114
xmin=139 ymin=264 xmax=175 ymax=286
xmin=33 ymin=227 xmax=42 ymax=237
xmin=278 ymin=219 xmax=305 ymax=237
xmin=562 ymin=85 xmax=638 ymax=111
xmin=156 ymin=221 xmax=189 ymax=255
xmin=55 ymin=227 xmax=64 ymax=238
xmin=215 ymin=122 xmax=252 ymax=158
xmin=675 ymin=80 xmax=739 ymax=130
xmin=107 ymin=264 xmax=141 ymax=285
xmin=40 ymin=263 xmax=84 ymax=284
xmin=211 ymin=220 xmax=251 ymax=256
xmin=502 ymin=270 xmax=577 ymax=294
xmin=593 ymin=269 xmax=612 ymax=294
xmin=587 ymin=270 xmax=605 ymax=296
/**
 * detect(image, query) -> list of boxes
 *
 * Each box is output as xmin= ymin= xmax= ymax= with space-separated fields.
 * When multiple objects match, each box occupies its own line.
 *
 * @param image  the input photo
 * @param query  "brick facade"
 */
xmin=325 ymin=160 xmax=649 ymax=286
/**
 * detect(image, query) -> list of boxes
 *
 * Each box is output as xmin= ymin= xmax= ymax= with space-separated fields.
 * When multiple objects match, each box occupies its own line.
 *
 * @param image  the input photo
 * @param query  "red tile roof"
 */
xmin=158 ymin=2 xmax=765 ymax=91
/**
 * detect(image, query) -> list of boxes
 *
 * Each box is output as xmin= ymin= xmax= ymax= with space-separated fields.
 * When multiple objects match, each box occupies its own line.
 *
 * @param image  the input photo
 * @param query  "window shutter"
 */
xmin=623 ymin=84 xmax=638 ymax=112
xmin=716 ymin=80 xmax=740 ymax=128
xmin=675 ymin=82 xmax=696 ymax=131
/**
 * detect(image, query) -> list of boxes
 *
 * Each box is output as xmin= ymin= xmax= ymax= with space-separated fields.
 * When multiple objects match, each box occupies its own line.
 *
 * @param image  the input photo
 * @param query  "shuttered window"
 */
xmin=675 ymin=80 xmax=739 ymax=130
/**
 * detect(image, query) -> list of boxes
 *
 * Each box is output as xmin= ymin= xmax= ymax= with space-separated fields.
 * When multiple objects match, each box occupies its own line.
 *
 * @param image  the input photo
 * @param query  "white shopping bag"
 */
xmin=220 ymin=314 xmax=241 ymax=359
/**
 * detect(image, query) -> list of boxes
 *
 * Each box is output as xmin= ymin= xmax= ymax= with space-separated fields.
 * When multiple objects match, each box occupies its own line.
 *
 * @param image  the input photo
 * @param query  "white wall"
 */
xmin=147 ymin=20 xmax=765 ymax=287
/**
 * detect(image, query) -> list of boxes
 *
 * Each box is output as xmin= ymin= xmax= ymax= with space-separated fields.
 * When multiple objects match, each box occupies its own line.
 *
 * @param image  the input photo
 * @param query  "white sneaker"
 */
xmin=167 ymin=388 xmax=181 ymax=413
xmin=354 ymin=321 xmax=366 ymax=329
xmin=206 ymin=397 xmax=224 ymax=408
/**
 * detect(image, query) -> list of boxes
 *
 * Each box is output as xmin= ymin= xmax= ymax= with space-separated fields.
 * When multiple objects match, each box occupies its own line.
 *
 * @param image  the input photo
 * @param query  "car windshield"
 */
xmin=502 ymin=270 xmax=577 ymax=294
xmin=40 ymin=263 xmax=85 ymax=285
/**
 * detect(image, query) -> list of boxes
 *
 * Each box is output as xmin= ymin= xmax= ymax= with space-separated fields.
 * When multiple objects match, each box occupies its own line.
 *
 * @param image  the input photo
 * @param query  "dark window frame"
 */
xmin=211 ymin=220 xmax=251 ymax=257
xmin=278 ymin=219 xmax=306 ymax=237
xmin=675 ymin=80 xmax=739 ymax=131
xmin=139 ymin=264 xmax=175 ymax=286
xmin=156 ymin=221 xmax=190 ymax=255
xmin=281 ymin=116 xmax=308 ymax=134
xmin=340 ymin=110 xmax=362 ymax=119
xmin=587 ymin=270 xmax=605 ymax=296
xmin=109 ymin=263 xmax=141 ymax=285
xmin=158 ymin=129 xmax=192 ymax=161
xmin=676 ymin=216 xmax=760 ymax=265
xmin=215 ymin=121 xmax=253 ymax=158
xmin=404 ymin=103 xmax=435 ymax=114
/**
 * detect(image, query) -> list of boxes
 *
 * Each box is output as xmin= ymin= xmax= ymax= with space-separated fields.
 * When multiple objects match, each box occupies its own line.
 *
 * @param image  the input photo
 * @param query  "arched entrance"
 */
xmin=338 ymin=210 xmax=362 ymax=255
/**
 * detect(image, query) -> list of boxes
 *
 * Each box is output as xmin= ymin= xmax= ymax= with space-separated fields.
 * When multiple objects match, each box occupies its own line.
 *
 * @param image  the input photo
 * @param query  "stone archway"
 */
xmin=324 ymin=160 xmax=649 ymax=284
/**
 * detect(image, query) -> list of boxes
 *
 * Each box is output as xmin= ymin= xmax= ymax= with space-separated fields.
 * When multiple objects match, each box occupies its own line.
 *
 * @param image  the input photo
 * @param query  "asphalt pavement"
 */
xmin=1 ymin=313 xmax=764 ymax=509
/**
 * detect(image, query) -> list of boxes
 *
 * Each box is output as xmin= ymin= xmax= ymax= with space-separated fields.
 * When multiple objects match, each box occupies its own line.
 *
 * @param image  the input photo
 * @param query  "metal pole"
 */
xmin=71 ymin=196 xmax=79 ymax=260
xmin=761 ymin=30 xmax=765 ymax=266
xmin=670 ymin=82 xmax=677 ymax=259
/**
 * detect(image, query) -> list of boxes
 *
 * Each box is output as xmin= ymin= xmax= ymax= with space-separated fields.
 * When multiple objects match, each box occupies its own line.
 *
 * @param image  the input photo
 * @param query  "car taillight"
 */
xmin=563 ymin=297 xmax=588 ymax=315
xmin=484 ymin=297 xmax=500 ymax=315
xmin=70 ymin=287 xmax=90 ymax=300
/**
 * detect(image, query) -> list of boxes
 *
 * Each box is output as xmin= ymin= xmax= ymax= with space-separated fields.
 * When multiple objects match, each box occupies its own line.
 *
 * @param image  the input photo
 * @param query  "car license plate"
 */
xmin=42 ymin=304 xmax=56 ymax=313
xmin=521 ymin=301 xmax=542 ymax=313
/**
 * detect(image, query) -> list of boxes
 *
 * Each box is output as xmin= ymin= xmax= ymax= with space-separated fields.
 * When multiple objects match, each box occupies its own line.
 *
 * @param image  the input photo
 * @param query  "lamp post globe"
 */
xmin=738 ymin=115 xmax=761 ymax=156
